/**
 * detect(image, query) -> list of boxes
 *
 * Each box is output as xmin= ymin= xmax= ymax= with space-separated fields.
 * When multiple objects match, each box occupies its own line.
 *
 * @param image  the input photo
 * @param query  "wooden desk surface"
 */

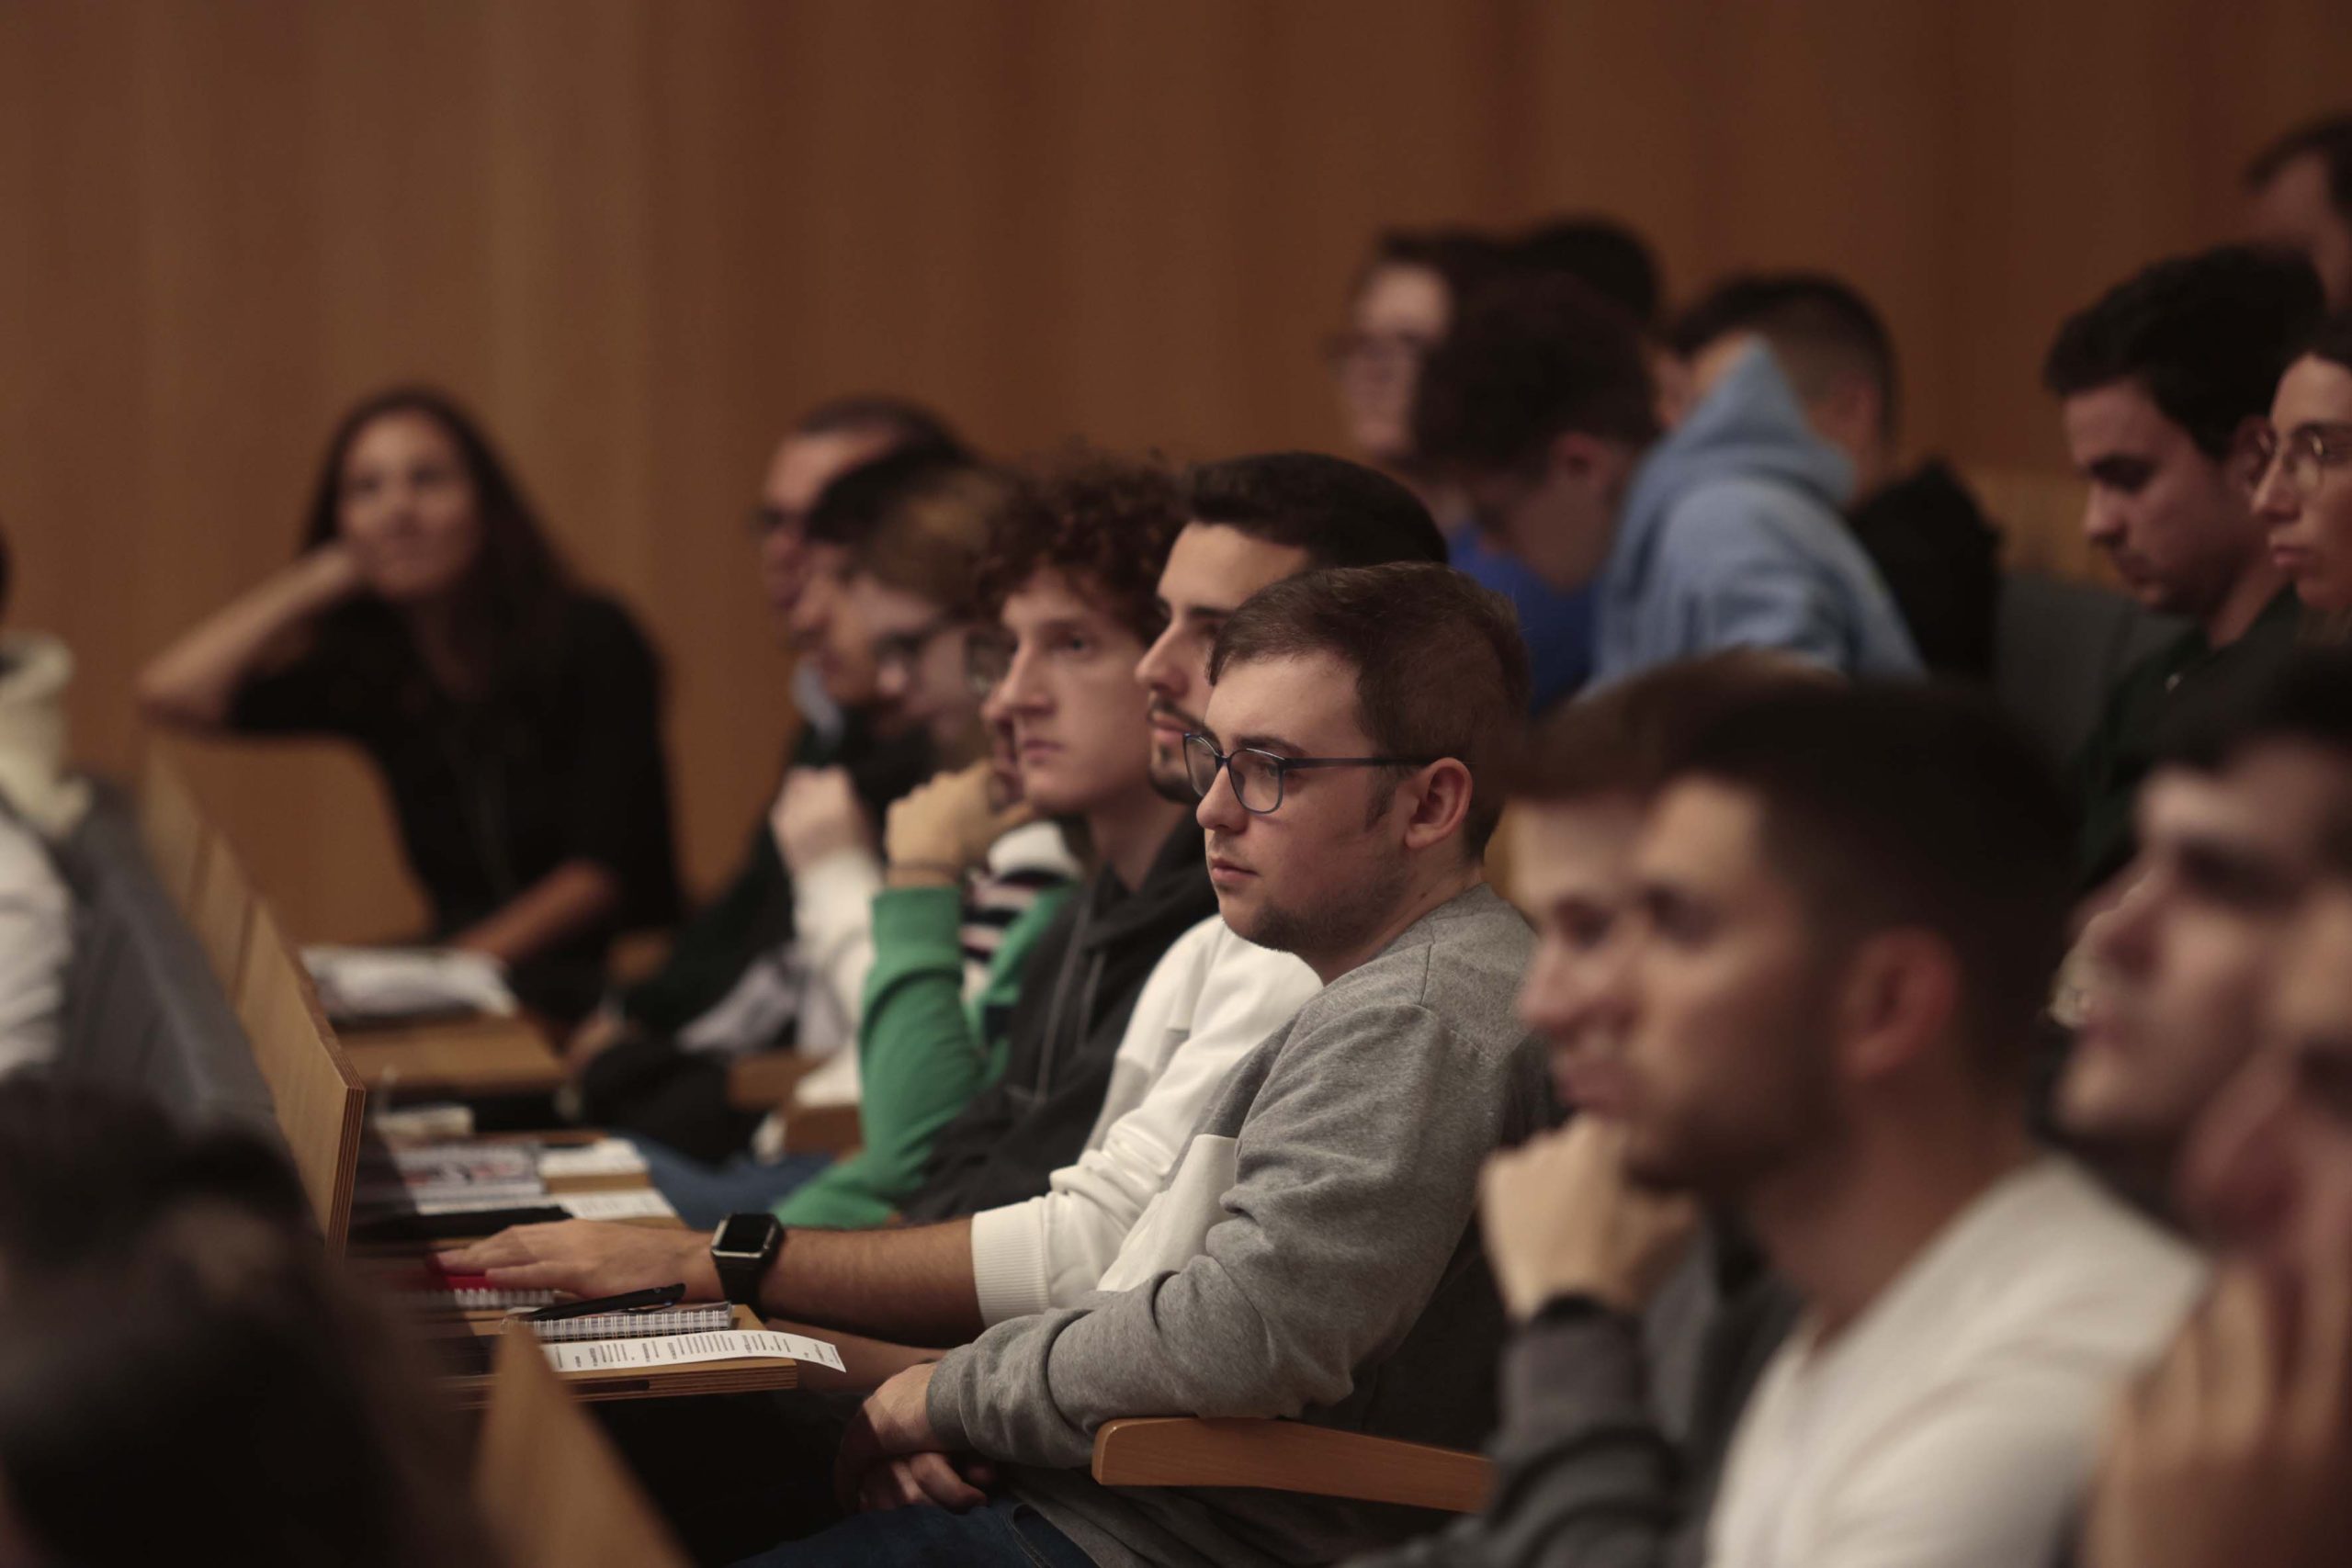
xmin=339 ymin=1013 xmax=566 ymax=1099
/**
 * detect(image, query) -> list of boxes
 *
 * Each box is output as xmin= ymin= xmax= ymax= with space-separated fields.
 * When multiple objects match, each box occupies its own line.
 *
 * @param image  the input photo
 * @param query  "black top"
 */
xmin=899 ymin=818 xmax=1217 ymax=1224
xmin=227 ymin=592 xmax=682 ymax=1019
xmin=1847 ymin=460 xmax=2003 ymax=682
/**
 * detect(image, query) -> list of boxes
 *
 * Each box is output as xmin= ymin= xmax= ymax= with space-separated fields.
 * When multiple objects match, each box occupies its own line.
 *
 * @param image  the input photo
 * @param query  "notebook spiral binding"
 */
xmin=528 ymin=1303 xmax=735 ymax=1342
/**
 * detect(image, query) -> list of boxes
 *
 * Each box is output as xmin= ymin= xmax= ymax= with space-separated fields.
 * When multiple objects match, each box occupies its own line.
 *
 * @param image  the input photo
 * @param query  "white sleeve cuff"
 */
xmin=969 ymin=1198 xmax=1056 ymax=1326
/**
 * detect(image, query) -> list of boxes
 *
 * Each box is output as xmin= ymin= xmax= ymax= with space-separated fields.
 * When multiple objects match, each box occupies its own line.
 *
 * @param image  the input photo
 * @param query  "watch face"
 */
xmin=714 ymin=1214 xmax=775 ymax=1258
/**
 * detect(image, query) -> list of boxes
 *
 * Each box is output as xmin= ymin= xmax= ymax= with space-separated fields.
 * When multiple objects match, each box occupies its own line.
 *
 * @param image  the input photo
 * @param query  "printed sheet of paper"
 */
xmin=544 ymin=1328 xmax=844 ymax=1373
xmin=555 ymin=1190 xmax=679 ymax=1221
xmin=537 ymin=1139 xmax=652 ymax=1180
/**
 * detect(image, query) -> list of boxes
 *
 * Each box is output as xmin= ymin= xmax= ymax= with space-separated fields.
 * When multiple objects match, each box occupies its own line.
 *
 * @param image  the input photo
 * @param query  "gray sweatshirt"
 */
xmin=926 ymin=883 xmax=1552 ymax=1568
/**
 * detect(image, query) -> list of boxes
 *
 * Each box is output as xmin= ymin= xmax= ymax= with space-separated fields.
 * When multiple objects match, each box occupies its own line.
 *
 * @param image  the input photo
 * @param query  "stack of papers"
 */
xmin=303 ymin=945 xmax=518 ymax=1024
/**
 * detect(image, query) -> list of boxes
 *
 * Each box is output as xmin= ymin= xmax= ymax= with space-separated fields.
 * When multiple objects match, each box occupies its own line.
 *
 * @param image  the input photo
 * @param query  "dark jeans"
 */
xmin=619 ymin=1132 xmax=831 ymax=1230
xmin=727 ymin=1495 xmax=1096 ymax=1568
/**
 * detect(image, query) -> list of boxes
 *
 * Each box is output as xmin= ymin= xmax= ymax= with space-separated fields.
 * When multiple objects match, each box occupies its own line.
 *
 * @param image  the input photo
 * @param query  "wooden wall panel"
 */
xmin=2 ymin=0 xmax=2346 ymax=941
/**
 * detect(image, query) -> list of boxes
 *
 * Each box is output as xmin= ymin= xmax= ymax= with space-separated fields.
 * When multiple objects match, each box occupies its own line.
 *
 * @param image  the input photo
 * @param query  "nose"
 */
xmin=1193 ymin=756 xmax=1245 ymax=834
xmin=1134 ymin=622 xmax=1184 ymax=699
xmin=1574 ymin=928 xmax=1641 ymax=1043
xmin=1516 ymin=943 xmax=1587 ymax=1044
xmin=787 ymin=597 xmax=830 ymax=650
xmin=2082 ymin=491 xmax=2125 ymax=546
xmin=990 ymin=641 xmax=1047 ymax=720
xmin=2252 ymin=455 xmax=2302 ymax=525
xmin=2083 ymin=865 xmax=2158 ymax=982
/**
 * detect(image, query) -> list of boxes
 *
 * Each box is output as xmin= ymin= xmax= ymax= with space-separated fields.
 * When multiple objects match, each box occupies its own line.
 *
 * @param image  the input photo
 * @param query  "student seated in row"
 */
xmin=1389 ymin=682 xmax=2202 ymax=1568
xmin=2041 ymin=246 xmax=2323 ymax=887
xmin=136 ymin=387 xmax=681 ymax=1022
xmin=573 ymin=396 xmax=967 ymax=1137
xmin=601 ymin=450 xmax=1089 ymax=1223
xmin=574 ymin=442 xmax=1063 ymax=1178
xmin=1411 ymin=274 xmax=1921 ymax=686
xmin=1669 ymin=272 xmax=2002 ymax=682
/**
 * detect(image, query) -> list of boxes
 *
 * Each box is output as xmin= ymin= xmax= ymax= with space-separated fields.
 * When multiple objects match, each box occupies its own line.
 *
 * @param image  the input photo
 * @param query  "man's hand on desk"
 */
xmin=435 ymin=1221 xmax=720 ymax=1302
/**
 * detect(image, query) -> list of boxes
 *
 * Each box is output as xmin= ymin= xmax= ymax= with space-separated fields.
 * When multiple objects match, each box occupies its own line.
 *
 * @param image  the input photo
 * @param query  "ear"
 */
xmin=1813 ymin=376 xmax=1887 ymax=460
xmin=2225 ymin=413 xmax=2274 ymax=493
xmin=1830 ymin=930 xmax=1962 ymax=1083
xmin=1544 ymin=429 xmax=1634 ymax=496
xmin=1396 ymin=759 xmax=1476 ymax=854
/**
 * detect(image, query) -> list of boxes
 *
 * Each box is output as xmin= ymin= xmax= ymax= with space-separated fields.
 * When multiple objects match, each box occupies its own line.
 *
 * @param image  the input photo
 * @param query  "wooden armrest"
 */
xmin=1090 ymin=1417 xmax=1492 ymax=1514
xmin=725 ymin=1050 xmax=824 ymax=1111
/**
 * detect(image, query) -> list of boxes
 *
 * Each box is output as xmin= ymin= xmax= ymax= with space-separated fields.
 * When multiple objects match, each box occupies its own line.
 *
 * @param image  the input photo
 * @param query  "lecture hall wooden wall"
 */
xmin=3 ymin=0 xmax=2347 ymax=942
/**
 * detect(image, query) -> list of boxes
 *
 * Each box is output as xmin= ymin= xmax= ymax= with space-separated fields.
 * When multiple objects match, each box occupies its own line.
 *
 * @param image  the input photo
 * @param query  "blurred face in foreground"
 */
xmin=2185 ymin=886 xmax=2352 ymax=1275
xmin=1580 ymin=780 xmax=1843 ymax=1196
xmin=2059 ymin=745 xmax=2347 ymax=1168
xmin=1512 ymin=792 xmax=1646 ymax=1111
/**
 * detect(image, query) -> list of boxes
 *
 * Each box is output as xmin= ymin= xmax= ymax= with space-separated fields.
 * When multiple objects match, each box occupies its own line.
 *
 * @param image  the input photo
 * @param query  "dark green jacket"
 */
xmin=2073 ymin=587 xmax=2302 ymax=888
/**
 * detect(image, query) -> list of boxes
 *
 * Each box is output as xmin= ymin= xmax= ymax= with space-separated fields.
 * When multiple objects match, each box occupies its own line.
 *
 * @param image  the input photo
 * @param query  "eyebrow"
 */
xmin=2176 ymin=831 xmax=2301 ymax=907
xmin=1226 ymin=731 xmax=1304 ymax=756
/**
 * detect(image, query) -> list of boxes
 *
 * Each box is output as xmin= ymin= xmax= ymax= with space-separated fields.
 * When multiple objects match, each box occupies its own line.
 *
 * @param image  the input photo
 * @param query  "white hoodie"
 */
xmin=0 ymin=635 xmax=89 ymax=837
xmin=0 ymin=634 xmax=79 ymax=1077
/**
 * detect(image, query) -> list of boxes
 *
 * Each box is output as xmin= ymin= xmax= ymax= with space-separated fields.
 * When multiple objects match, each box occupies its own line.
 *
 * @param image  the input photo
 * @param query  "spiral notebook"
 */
xmin=526 ymin=1303 xmax=736 ymax=1342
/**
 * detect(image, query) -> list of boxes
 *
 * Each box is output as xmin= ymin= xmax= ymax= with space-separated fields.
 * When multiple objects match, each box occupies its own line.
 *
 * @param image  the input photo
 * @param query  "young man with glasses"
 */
xmin=2256 ymin=312 xmax=2352 ymax=615
xmin=729 ymin=560 xmax=1547 ymax=1567
xmin=2041 ymin=246 xmax=2324 ymax=887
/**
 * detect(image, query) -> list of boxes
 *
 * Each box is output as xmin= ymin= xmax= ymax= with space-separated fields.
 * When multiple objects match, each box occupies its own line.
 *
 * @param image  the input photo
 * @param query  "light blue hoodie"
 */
xmin=1593 ymin=344 xmax=1922 ymax=685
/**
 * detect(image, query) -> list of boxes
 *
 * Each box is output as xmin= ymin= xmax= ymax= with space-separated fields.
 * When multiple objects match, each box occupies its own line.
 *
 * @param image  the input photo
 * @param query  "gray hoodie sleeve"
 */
xmin=1341 ymin=1311 xmax=1683 ymax=1568
xmin=927 ymin=1000 xmax=1516 ymax=1467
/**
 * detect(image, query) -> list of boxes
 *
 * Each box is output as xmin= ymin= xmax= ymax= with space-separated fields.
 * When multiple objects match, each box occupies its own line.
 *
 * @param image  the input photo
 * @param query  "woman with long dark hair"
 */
xmin=139 ymin=388 xmax=679 ymax=1019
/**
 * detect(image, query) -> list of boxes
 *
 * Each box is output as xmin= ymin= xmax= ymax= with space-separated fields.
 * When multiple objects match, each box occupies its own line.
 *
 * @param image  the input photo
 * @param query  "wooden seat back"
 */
xmin=474 ymin=1330 xmax=689 ymax=1568
xmin=190 ymin=827 xmax=255 ymax=990
xmin=237 ymin=899 xmax=365 ymax=1249
xmin=135 ymin=741 xmax=208 ymax=914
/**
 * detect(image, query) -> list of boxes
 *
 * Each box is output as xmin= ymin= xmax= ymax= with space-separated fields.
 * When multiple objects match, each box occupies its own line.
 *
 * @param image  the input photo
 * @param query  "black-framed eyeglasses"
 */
xmin=964 ymin=629 xmax=1016 ymax=697
xmin=1182 ymin=733 xmax=1436 ymax=816
xmin=2257 ymin=422 xmax=2352 ymax=497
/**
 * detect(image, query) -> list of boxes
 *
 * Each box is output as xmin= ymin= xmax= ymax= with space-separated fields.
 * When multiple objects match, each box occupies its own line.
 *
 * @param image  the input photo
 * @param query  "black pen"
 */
xmin=525 ymin=1282 xmax=687 ymax=1321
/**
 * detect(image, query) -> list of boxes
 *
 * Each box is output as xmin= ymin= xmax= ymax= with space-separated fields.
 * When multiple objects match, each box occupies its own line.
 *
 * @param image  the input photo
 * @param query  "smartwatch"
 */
xmin=710 ymin=1213 xmax=785 ymax=1307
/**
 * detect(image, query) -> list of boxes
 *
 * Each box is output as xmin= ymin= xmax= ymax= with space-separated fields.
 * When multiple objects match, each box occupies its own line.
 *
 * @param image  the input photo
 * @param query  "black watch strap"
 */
xmin=711 ymin=1213 xmax=784 ymax=1308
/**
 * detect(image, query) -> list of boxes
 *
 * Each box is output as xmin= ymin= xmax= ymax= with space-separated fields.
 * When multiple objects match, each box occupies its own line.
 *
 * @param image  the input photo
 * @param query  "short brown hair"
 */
xmin=857 ymin=465 xmax=1019 ymax=620
xmin=1512 ymin=651 xmax=1840 ymax=804
xmin=1412 ymin=275 xmax=1660 ymax=477
xmin=976 ymin=450 xmax=1184 ymax=642
xmin=1208 ymin=562 xmax=1529 ymax=854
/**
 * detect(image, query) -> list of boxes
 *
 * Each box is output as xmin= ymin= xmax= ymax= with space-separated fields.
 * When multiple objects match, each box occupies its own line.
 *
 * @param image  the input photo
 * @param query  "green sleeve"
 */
xmin=774 ymin=884 xmax=1068 ymax=1230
